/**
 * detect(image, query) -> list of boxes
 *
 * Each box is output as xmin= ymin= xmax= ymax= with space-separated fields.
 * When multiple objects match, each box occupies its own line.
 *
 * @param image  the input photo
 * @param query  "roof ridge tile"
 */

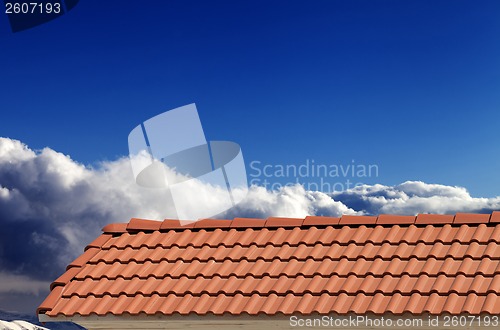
xmin=160 ymin=219 xmax=195 ymax=230
xmin=265 ymin=217 xmax=303 ymax=228
xmin=231 ymin=218 xmax=266 ymax=228
xmin=377 ymin=215 xmax=416 ymax=225
xmin=340 ymin=215 xmax=377 ymax=225
xmin=490 ymin=211 xmax=500 ymax=223
xmin=101 ymin=213 xmax=498 ymax=234
xmin=454 ymin=213 xmax=491 ymax=224
xmin=102 ymin=223 xmax=127 ymax=233
xmin=303 ymin=216 xmax=340 ymax=226
xmin=416 ymin=214 xmax=454 ymax=225
xmin=194 ymin=219 xmax=232 ymax=228
xmin=128 ymin=218 xmax=162 ymax=231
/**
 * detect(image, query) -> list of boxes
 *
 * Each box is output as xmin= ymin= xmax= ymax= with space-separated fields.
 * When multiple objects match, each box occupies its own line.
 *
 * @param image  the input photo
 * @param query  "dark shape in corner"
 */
xmin=4 ymin=0 xmax=79 ymax=33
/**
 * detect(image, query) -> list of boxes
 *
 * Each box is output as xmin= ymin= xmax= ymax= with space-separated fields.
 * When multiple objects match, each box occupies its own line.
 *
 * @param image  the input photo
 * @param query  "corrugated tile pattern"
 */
xmin=38 ymin=213 xmax=500 ymax=317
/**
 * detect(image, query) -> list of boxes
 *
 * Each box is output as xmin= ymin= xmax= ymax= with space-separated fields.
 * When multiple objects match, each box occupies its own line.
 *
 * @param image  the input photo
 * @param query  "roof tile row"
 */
xmin=73 ymin=257 xmax=500 ymax=280
xmin=104 ymin=212 xmax=500 ymax=233
xmin=47 ymin=292 xmax=500 ymax=316
xmin=89 ymin=241 xmax=500 ymax=264
xmin=62 ymin=274 xmax=500 ymax=298
xmin=101 ymin=224 xmax=500 ymax=250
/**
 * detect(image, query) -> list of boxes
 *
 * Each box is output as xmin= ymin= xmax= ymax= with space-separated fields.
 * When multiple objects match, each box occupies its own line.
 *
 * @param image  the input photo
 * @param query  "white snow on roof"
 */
xmin=0 ymin=320 xmax=49 ymax=330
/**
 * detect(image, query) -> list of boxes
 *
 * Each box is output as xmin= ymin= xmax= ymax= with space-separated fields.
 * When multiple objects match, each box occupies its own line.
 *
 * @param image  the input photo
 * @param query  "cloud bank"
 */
xmin=331 ymin=182 xmax=500 ymax=216
xmin=0 ymin=137 xmax=499 ymax=312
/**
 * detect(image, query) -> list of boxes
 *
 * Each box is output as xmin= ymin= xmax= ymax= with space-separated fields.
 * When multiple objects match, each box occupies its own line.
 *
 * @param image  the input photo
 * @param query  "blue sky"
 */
xmin=1 ymin=0 xmax=500 ymax=196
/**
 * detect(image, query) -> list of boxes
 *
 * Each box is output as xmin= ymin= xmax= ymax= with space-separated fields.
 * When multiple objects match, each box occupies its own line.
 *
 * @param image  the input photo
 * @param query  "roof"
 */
xmin=38 ymin=212 xmax=500 ymax=318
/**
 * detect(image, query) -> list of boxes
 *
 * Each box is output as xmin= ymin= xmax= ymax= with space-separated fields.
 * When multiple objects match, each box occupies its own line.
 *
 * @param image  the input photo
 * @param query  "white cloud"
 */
xmin=223 ymin=185 xmax=357 ymax=219
xmin=331 ymin=181 xmax=500 ymax=215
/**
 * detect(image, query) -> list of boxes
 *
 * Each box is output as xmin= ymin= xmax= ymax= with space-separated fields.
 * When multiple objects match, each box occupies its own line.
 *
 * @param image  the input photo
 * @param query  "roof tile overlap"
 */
xmin=38 ymin=213 xmax=500 ymax=317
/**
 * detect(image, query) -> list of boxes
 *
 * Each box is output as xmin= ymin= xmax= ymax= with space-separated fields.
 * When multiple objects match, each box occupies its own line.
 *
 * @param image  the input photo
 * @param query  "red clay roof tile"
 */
xmin=67 ymin=247 xmax=100 ymax=270
xmin=37 ymin=286 xmax=64 ymax=315
xmin=303 ymin=216 xmax=340 ymax=226
xmin=416 ymin=214 xmax=454 ymax=225
xmin=454 ymin=213 xmax=491 ymax=224
xmin=39 ymin=212 xmax=500 ymax=319
xmin=85 ymin=234 xmax=113 ymax=251
xmin=101 ymin=223 xmax=127 ymax=234
xmin=339 ymin=215 xmax=377 ymax=225
xmin=194 ymin=219 xmax=232 ymax=228
xmin=50 ymin=267 xmax=81 ymax=290
xmin=490 ymin=211 xmax=500 ymax=223
xmin=160 ymin=219 xmax=195 ymax=230
xmin=127 ymin=218 xmax=162 ymax=231
xmin=377 ymin=214 xmax=416 ymax=225
xmin=231 ymin=218 xmax=266 ymax=228
xmin=265 ymin=217 xmax=303 ymax=227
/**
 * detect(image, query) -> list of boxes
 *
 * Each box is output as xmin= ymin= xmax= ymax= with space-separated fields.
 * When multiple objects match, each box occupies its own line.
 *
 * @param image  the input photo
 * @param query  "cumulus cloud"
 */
xmin=331 ymin=182 xmax=500 ymax=215
xmin=0 ymin=137 xmax=499 ymax=313
xmin=223 ymin=185 xmax=357 ymax=219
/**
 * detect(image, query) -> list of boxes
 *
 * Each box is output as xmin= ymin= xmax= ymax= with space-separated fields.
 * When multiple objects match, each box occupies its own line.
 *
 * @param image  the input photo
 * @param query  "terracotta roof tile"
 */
xmin=265 ymin=217 xmax=303 ymax=228
xmin=377 ymin=214 xmax=416 ymax=225
xmin=454 ymin=213 xmax=491 ymax=224
xmin=50 ymin=267 xmax=81 ymax=290
xmin=194 ymin=219 xmax=232 ymax=228
xmin=160 ymin=219 xmax=195 ymax=230
xmin=67 ymin=247 xmax=100 ymax=270
xmin=303 ymin=216 xmax=340 ymax=226
xmin=231 ymin=218 xmax=266 ymax=228
xmin=37 ymin=286 xmax=64 ymax=314
xmin=127 ymin=218 xmax=162 ymax=232
xmin=416 ymin=214 xmax=454 ymax=225
xmin=49 ymin=292 xmax=500 ymax=317
xmin=490 ymin=211 xmax=500 ymax=223
xmin=85 ymin=234 xmax=113 ymax=251
xmin=339 ymin=215 xmax=377 ymax=225
xmin=101 ymin=223 xmax=127 ymax=234
xmin=39 ymin=212 xmax=500 ymax=318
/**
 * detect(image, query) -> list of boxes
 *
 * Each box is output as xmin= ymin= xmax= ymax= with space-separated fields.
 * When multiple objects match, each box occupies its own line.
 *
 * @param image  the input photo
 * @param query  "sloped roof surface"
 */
xmin=38 ymin=212 xmax=500 ymax=317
